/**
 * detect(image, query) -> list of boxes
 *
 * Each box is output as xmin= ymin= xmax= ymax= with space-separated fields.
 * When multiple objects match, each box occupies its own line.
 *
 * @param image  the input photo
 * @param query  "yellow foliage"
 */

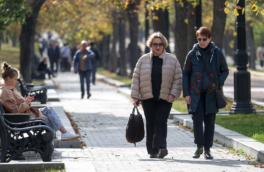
xmin=224 ymin=8 xmax=230 ymax=14
xmin=234 ymin=8 xmax=239 ymax=16
xmin=225 ymin=2 xmax=230 ymax=7
xmin=251 ymin=4 xmax=258 ymax=12
xmin=153 ymin=16 xmax=159 ymax=20
xmin=261 ymin=9 xmax=264 ymax=15
xmin=242 ymin=8 xmax=245 ymax=14
xmin=251 ymin=161 xmax=258 ymax=165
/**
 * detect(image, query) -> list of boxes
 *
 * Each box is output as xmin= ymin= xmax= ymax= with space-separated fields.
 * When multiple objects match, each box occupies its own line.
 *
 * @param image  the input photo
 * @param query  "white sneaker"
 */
xmin=52 ymin=149 xmax=62 ymax=156
xmin=61 ymin=131 xmax=81 ymax=141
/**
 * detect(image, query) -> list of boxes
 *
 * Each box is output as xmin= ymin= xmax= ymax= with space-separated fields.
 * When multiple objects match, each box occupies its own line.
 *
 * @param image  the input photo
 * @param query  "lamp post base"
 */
xmin=230 ymin=102 xmax=256 ymax=114
xmin=229 ymin=69 xmax=256 ymax=114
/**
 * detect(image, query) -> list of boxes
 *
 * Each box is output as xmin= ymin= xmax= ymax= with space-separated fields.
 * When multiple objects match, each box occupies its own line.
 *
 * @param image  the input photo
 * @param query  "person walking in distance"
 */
xmin=48 ymin=40 xmax=60 ymax=75
xmin=60 ymin=42 xmax=71 ymax=72
xmin=183 ymin=27 xmax=229 ymax=159
xmin=73 ymin=41 xmax=95 ymax=99
xmin=256 ymin=44 xmax=264 ymax=67
xmin=88 ymin=42 xmax=100 ymax=85
xmin=131 ymin=32 xmax=182 ymax=159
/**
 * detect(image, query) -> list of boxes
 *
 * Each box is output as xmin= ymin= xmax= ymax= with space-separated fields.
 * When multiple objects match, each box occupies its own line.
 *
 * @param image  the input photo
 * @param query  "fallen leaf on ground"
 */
xmin=81 ymin=120 xmax=85 ymax=122
xmin=251 ymin=162 xmax=258 ymax=165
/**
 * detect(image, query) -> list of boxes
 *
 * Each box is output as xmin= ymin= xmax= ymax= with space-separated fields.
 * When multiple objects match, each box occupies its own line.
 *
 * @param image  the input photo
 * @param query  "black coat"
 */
xmin=90 ymin=46 xmax=100 ymax=65
xmin=48 ymin=46 xmax=60 ymax=61
xmin=37 ymin=62 xmax=47 ymax=71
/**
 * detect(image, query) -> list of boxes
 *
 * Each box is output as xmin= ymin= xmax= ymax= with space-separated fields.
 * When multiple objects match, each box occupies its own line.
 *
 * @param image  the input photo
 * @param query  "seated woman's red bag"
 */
xmin=126 ymin=107 xmax=145 ymax=146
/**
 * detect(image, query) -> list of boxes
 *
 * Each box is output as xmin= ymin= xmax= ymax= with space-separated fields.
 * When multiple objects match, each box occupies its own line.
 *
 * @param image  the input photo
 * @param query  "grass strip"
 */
xmin=215 ymin=113 xmax=264 ymax=144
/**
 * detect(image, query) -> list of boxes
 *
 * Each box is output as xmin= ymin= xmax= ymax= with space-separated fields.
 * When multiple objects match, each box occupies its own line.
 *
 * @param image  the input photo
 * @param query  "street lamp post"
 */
xmin=145 ymin=1 xmax=150 ymax=54
xmin=230 ymin=0 xmax=256 ymax=114
xmin=195 ymin=0 xmax=202 ymax=32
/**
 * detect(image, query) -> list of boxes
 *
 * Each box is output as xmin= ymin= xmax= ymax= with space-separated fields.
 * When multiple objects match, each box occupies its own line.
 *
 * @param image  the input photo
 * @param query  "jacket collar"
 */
xmin=150 ymin=49 xmax=167 ymax=60
xmin=0 ymin=84 xmax=14 ymax=90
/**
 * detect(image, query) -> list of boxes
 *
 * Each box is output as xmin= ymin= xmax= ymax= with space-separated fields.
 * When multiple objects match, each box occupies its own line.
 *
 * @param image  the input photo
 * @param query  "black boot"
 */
xmin=149 ymin=153 xmax=158 ymax=158
xmin=204 ymin=150 xmax=213 ymax=159
xmin=157 ymin=148 xmax=168 ymax=158
xmin=193 ymin=147 xmax=203 ymax=158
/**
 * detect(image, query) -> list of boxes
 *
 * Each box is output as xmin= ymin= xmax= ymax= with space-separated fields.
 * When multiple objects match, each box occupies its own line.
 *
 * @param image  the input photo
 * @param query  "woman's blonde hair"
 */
xmin=40 ymin=56 xmax=48 ymax=63
xmin=146 ymin=32 xmax=169 ymax=48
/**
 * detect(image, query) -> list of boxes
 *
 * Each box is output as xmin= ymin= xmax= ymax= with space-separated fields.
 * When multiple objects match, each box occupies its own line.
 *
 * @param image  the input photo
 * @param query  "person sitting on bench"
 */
xmin=0 ymin=62 xmax=80 ymax=156
xmin=37 ymin=56 xmax=53 ymax=79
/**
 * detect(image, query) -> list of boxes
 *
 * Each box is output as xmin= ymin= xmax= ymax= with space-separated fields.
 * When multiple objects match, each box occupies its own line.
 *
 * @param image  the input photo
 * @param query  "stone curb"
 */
xmin=0 ymin=162 xmax=64 ymax=172
xmin=43 ymin=78 xmax=81 ymax=148
xmin=173 ymin=114 xmax=264 ymax=163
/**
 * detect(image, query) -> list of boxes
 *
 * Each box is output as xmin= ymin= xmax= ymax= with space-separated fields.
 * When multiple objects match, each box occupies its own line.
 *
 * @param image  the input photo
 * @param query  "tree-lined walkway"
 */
xmin=53 ymin=72 xmax=262 ymax=172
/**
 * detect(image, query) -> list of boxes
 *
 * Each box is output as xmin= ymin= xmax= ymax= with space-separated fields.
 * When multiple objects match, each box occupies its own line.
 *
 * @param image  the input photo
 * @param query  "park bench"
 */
xmin=17 ymin=76 xmax=47 ymax=104
xmin=0 ymin=102 xmax=54 ymax=163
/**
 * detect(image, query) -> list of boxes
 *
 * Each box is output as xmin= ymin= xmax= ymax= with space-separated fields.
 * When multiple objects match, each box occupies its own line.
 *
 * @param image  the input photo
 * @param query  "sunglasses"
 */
xmin=152 ymin=43 xmax=164 ymax=47
xmin=197 ymin=38 xmax=209 ymax=42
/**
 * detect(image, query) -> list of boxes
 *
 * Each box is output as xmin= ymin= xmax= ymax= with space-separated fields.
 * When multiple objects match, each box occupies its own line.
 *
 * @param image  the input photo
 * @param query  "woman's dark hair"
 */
xmin=196 ymin=27 xmax=211 ymax=38
xmin=1 ymin=62 xmax=19 ymax=80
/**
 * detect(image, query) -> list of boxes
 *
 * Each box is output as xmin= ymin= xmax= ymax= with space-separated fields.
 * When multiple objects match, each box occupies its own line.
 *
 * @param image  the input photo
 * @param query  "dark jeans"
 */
xmin=92 ymin=63 xmax=97 ymax=84
xmin=192 ymin=92 xmax=216 ymax=150
xmin=45 ymin=68 xmax=53 ymax=79
xmin=78 ymin=70 xmax=92 ymax=97
xmin=62 ymin=58 xmax=70 ymax=71
xmin=50 ymin=60 xmax=58 ymax=73
xmin=141 ymin=98 xmax=172 ymax=154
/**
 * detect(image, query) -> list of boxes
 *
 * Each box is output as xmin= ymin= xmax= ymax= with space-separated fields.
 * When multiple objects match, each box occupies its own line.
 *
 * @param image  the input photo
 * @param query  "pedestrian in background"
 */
xmin=60 ymin=42 xmax=71 ymax=72
xmin=131 ymin=32 xmax=182 ymax=159
xmin=73 ymin=40 xmax=95 ymax=99
xmin=182 ymin=27 xmax=229 ymax=159
xmin=88 ymin=42 xmax=100 ymax=85
xmin=48 ymin=40 xmax=60 ymax=75
xmin=37 ymin=56 xmax=53 ymax=79
xmin=257 ymin=44 xmax=264 ymax=67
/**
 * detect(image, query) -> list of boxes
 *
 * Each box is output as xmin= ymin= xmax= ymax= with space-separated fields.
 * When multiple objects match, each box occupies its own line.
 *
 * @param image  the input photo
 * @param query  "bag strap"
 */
xmin=132 ymin=107 xmax=140 ymax=115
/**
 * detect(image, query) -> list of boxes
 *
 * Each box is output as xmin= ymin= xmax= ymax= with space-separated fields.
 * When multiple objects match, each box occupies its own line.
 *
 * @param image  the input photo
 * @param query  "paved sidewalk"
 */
xmin=51 ymin=72 xmax=263 ymax=172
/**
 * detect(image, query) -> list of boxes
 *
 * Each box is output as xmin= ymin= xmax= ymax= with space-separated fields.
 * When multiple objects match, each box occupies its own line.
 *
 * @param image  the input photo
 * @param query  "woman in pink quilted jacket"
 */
xmin=131 ymin=32 xmax=182 ymax=159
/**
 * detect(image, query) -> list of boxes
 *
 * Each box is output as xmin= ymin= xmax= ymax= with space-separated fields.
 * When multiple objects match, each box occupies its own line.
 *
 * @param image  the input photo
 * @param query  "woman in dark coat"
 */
xmin=182 ymin=27 xmax=229 ymax=159
xmin=37 ymin=56 xmax=53 ymax=79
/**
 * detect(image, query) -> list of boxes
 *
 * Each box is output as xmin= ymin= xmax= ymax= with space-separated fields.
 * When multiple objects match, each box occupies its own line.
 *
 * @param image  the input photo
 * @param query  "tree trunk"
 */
xmin=105 ymin=34 xmax=111 ymax=69
xmin=118 ymin=9 xmax=127 ymax=76
xmin=109 ymin=10 xmax=118 ymax=72
xmin=174 ymin=0 xmax=188 ymax=68
xmin=246 ymin=21 xmax=256 ymax=70
xmin=20 ymin=0 xmax=45 ymax=82
xmin=127 ymin=0 xmax=141 ymax=78
xmin=187 ymin=2 xmax=196 ymax=51
xmin=153 ymin=8 xmax=170 ymax=53
xmin=0 ymin=32 xmax=2 ymax=50
xmin=11 ymin=36 xmax=17 ymax=47
xmin=211 ymin=0 xmax=227 ymax=50
xmin=99 ymin=34 xmax=107 ymax=69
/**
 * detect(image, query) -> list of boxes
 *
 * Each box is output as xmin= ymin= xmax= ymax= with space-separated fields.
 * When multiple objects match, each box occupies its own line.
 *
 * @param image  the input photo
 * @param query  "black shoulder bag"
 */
xmin=198 ymin=59 xmax=227 ymax=109
xmin=126 ymin=107 xmax=145 ymax=146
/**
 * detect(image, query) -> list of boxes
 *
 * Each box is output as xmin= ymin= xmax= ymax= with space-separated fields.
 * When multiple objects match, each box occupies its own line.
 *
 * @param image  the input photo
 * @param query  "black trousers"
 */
xmin=62 ymin=58 xmax=70 ymax=71
xmin=192 ymin=92 xmax=216 ymax=150
xmin=141 ymin=98 xmax=172 ymax=154
xmin=50 ymin=60 xmax=58 ymax=73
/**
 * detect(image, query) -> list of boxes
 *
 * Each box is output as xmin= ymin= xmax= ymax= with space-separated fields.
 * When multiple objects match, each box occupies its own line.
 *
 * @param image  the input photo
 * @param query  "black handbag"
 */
xmin=126 ymin=107 xmax=145 ymax=146
xmin=198 ymin=60 xmax=227 ymax=109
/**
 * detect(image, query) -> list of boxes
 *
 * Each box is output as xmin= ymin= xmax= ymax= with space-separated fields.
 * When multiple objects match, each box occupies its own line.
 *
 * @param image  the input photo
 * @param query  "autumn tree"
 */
xmin=20 ymin=0 xmax=46 ymax=82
